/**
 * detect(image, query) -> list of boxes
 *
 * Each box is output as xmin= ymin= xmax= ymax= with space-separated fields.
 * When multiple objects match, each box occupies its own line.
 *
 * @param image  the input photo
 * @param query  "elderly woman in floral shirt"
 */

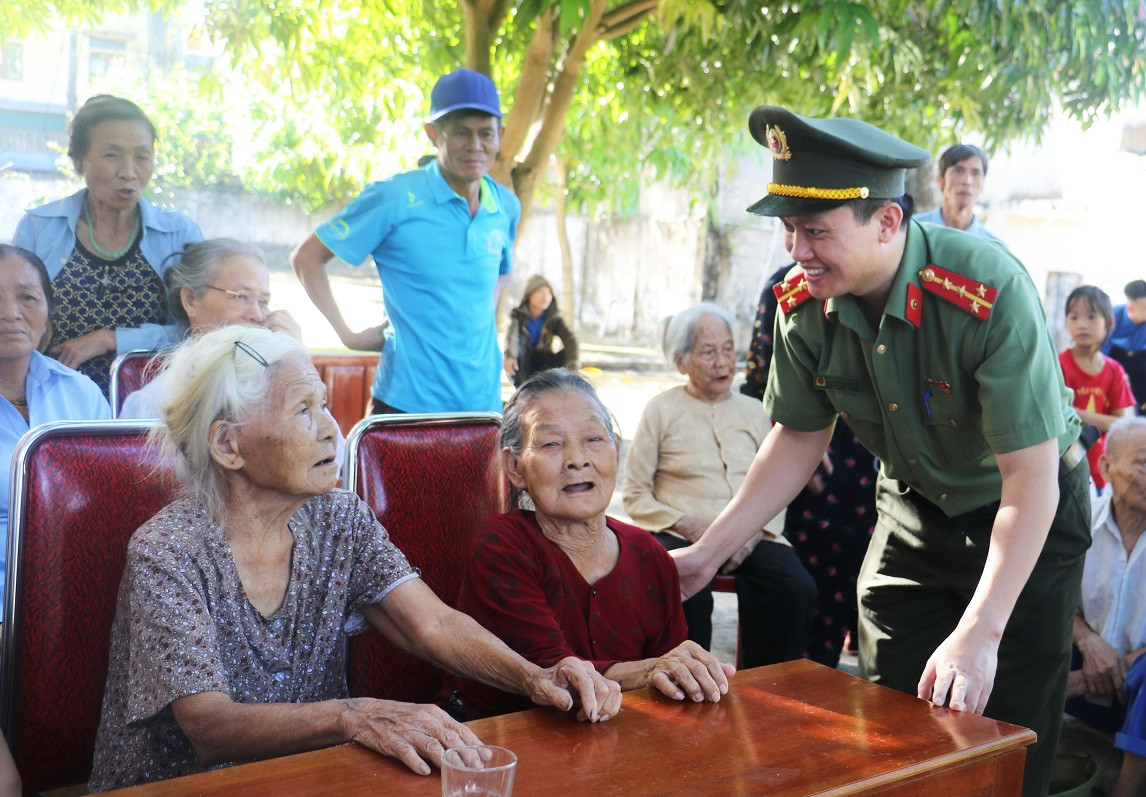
xmin=89 ymin=326 xmax=619 ymax=792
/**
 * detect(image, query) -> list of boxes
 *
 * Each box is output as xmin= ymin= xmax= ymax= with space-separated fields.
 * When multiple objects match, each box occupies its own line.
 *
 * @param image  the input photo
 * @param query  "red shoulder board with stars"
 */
xmin=918 ymin=265 xmax=998 ymax=320
xmin=773 ymin=270 xmax=813 ymax=315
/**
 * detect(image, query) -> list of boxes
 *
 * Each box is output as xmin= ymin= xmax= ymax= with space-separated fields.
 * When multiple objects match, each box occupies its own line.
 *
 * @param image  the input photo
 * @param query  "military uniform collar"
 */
xmin=424 ymin=159 xmax=503 ymax=214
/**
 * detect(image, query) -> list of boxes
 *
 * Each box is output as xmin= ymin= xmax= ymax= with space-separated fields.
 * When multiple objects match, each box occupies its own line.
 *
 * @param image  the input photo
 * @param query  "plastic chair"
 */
xmin=344 ymin=412 xmax=507 ymax=703
xmin=109 ymin=350 xmax=160 ymax=417
xmin=0 ymin=420 xmax=176 ymax=794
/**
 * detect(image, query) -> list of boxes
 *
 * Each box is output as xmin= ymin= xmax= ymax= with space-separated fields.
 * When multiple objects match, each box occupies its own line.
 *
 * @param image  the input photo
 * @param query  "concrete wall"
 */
xmin=0 ymin=174 xmax=323 ymax=258
xmin=5 ymin=107 xmax=1145 ymax=353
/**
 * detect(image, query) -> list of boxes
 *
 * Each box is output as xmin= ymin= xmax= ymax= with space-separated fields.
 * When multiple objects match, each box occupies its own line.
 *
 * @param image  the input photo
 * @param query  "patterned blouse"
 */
xmin=52 ymin=236 xmax=167 ymax=395
xmin=89 ymin=491 xmax=418 ymax=792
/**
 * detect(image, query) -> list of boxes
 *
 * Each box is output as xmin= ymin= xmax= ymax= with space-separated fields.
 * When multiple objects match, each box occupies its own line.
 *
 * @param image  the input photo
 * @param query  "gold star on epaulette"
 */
xmin=918 ymin=265 xmax=998 ymax=320
xmin=772 ymin=271 xmax=813 ymax=315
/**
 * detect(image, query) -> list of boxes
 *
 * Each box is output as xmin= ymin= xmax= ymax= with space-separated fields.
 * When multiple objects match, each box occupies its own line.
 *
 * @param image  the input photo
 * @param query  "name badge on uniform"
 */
xmin=814 ymin=374 xmax=864 ymax=392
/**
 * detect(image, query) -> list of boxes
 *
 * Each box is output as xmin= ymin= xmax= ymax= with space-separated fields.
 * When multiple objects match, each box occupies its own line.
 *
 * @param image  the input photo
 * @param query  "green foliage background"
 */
xmin=6 ymin=0 xmax=1145 ymax=215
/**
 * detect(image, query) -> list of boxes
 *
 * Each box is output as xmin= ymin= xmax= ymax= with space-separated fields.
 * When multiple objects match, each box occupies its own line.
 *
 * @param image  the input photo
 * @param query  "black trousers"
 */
xmin=513 ymin=348 xmax=568 ymax=387
xmin=654 ymin=532 xmax=817 ymax=668
xmin=370 ymin=398 xmax=406 ymax=415
xmin=858 ymin=460 xmax=1091 ymax=797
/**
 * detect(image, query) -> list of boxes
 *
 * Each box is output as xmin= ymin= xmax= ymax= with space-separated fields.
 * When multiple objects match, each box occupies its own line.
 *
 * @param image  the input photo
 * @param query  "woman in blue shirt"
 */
xmin=13 ymin=95 xmax=201 ymax=394
xmin=0 ymin=244 xmax=111 ymax=617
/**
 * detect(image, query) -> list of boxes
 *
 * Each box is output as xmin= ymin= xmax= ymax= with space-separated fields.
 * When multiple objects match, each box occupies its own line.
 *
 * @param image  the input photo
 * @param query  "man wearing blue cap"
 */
xmin=291 ymin=68 xmax=520 ymax=414
xmin=674 ymin=106 xmax=1089 ymax=796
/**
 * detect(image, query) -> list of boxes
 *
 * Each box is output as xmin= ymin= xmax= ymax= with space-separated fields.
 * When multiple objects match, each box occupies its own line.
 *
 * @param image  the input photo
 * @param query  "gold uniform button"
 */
xmin=939 ymin=493 xmax=949 ymax=501
xmin=948 ymin=419 xmax=959 ymax=428
xmin=876 ymin=344 xmax=888 ymax=354
xmin=888 ymin=403 xmax=899 ymax=412
xmin=907 ymin=458 xmax=918 ymax=466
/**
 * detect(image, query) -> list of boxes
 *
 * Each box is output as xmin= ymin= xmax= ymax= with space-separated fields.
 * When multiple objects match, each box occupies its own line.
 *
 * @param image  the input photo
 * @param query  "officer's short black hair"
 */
xmin=850 ymin=194 xmax=915 ymax=226
xmin=937 ymin=144 xmax=989 ymax=178
xmin=1125 ymin=280 xmax=1146 ymax=301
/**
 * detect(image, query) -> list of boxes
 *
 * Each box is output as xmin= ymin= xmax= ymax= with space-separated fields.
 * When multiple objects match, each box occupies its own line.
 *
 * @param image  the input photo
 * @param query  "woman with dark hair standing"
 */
xmin=13 ymin=94 xmax=202 ymax=394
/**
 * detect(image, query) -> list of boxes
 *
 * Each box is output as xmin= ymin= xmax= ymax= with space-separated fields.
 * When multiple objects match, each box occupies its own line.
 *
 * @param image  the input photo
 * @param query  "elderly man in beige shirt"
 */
xmin=623 ymin=302 xmax=816 ymax=667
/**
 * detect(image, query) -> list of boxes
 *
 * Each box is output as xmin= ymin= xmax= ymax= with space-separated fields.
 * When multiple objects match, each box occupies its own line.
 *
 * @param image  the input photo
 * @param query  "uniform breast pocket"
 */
xmin=921 ymin=393 xmax=989 ymax=465
xmin=825 ymin=387 xmax=883 ymax=443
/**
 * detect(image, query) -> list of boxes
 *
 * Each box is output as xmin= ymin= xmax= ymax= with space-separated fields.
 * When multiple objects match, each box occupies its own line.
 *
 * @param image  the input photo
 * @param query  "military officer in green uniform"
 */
xmin=674 ymin=107 xmax=1089 ymax=797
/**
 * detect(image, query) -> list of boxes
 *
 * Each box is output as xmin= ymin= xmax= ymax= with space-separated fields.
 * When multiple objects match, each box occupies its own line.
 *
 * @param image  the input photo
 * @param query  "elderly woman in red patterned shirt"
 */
xmin=452 ymin=368 xmax=735 ymax=719
xmin=88 ymin=326 xmax=620 ymax=792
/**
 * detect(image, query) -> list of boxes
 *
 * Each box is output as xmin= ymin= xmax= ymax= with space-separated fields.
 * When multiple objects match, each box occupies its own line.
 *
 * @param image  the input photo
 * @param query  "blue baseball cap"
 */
xmin=429 ymin=69 xmax=503 ymax=121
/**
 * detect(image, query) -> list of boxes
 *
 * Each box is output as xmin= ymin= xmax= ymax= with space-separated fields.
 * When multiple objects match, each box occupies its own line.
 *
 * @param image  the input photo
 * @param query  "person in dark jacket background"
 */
xmin=503 ymin=274 xmax=579 ymax=387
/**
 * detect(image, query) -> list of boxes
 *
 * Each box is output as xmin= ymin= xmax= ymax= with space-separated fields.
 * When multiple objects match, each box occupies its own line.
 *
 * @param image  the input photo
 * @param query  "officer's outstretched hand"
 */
xmin=917 ymin=624 xmax=1000 ymax=714
xmin=671 ymin=545 xmax=718 ymax=601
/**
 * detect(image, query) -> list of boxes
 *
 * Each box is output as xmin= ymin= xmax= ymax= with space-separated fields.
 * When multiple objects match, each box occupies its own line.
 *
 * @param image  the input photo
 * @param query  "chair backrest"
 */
xmin=109 ymin=350 xmax=160 ymax=417
xmin=0 ymin=421 xmax=178 ymax=794
xmin=111 ymin=351 xmax=376 ymax=428
xmin=344 ymin=412 xmax=507 ymax=703
xmin=311 ymin=354 xmax=378 ymax=436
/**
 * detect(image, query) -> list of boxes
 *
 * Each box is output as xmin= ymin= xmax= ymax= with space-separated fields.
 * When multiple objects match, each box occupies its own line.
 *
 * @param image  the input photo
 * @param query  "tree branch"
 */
xmin=492 ymin=8 xmax=558 ymax=186
xmin=599 ymin=0 xmax=660 ymax=32
xmin=600 ymin=5 xmax=658 ymax=40
xmin=510 ymin=0 xmax=608 ymax=217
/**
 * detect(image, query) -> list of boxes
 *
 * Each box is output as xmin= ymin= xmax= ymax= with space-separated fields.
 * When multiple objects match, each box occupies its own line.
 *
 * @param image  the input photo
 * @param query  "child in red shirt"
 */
xmin=1059 ymin=285 xmax=1137 ymax=489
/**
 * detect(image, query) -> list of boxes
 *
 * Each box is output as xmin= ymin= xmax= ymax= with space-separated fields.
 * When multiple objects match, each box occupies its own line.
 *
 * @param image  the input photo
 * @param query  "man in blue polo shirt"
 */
xmin=290 ymin=69 xmax=521 ymax=413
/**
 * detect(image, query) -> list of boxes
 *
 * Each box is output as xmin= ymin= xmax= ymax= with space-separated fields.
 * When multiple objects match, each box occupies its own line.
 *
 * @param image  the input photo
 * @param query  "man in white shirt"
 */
xmin=1068 ymin=416 xmax=1146 ymax=728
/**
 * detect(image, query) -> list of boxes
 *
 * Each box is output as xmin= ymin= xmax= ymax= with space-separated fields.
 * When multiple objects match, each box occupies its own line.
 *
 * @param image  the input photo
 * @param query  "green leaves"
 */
xmin=20 ymin=0 xmax=1146 ymax=217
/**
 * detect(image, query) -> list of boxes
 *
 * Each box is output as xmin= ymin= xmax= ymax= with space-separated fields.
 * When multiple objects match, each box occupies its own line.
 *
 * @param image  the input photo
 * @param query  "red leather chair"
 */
xmin=0 ymin=421 xmax=176 ymax=794
xmin=344 ymin=412 xmax=507 ymax=703
xmin=113 ymin=350 xmax=377 ymax=434
xmin=109 ymin=349 xmax=161 ymax=417
xmin=311 ymin=354 xmax=378 ymax=436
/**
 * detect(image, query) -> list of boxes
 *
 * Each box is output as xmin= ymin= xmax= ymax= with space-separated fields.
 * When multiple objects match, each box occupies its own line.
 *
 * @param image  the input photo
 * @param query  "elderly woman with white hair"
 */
xmin=89 ymin=326 xmax=620 ymax=792
xmin=623 ymin=302 xmax=816 ymax=667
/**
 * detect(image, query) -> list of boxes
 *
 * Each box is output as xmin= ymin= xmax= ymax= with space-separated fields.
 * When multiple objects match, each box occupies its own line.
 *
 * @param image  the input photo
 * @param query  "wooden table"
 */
xmin=107 ymin=660 xmax=1034 ymax=796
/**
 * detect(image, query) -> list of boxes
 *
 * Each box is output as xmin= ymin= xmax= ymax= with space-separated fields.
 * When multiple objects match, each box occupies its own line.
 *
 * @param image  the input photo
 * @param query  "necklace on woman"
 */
xmin=83 ymin=201 xmax=140 ymax=261
xmin=4 ymin=394 xmax=28 ymax=421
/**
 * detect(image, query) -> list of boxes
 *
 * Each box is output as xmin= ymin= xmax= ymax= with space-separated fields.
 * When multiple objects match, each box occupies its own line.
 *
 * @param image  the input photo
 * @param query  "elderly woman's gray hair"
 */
xmin=662 ymin=302 xmax=735 ymax=362
xmin=499 ymin=368 xmax=619 ymax=456
xmin=164 ymin=239 xmax=266 ymax=331
xmin=152 ymin=325 xmax=308 ymax=520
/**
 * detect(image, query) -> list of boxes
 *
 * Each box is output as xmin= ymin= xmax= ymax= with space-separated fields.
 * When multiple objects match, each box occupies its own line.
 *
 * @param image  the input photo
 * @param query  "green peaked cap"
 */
xmin=746 ymin=106 xmax=931 ymax=217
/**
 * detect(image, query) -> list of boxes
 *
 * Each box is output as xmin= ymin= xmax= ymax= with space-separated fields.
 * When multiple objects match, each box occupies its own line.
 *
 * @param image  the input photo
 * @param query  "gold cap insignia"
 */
xmin=766 ymin=125 xmax=792 ymax=161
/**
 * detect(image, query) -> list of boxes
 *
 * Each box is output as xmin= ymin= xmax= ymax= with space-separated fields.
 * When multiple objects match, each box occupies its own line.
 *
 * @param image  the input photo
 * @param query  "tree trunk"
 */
xmin=476 ymin=0 xmax=662 ymax=228
xmin=508 ymin=1 xmax=606 ymax=224
xmin=491 ymin=9 xmax=557 ymax=188
xmin=554 ymin=156 xmax=576 ymax=322
xmin=460 ymin=0 xmax=513 ymax=77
